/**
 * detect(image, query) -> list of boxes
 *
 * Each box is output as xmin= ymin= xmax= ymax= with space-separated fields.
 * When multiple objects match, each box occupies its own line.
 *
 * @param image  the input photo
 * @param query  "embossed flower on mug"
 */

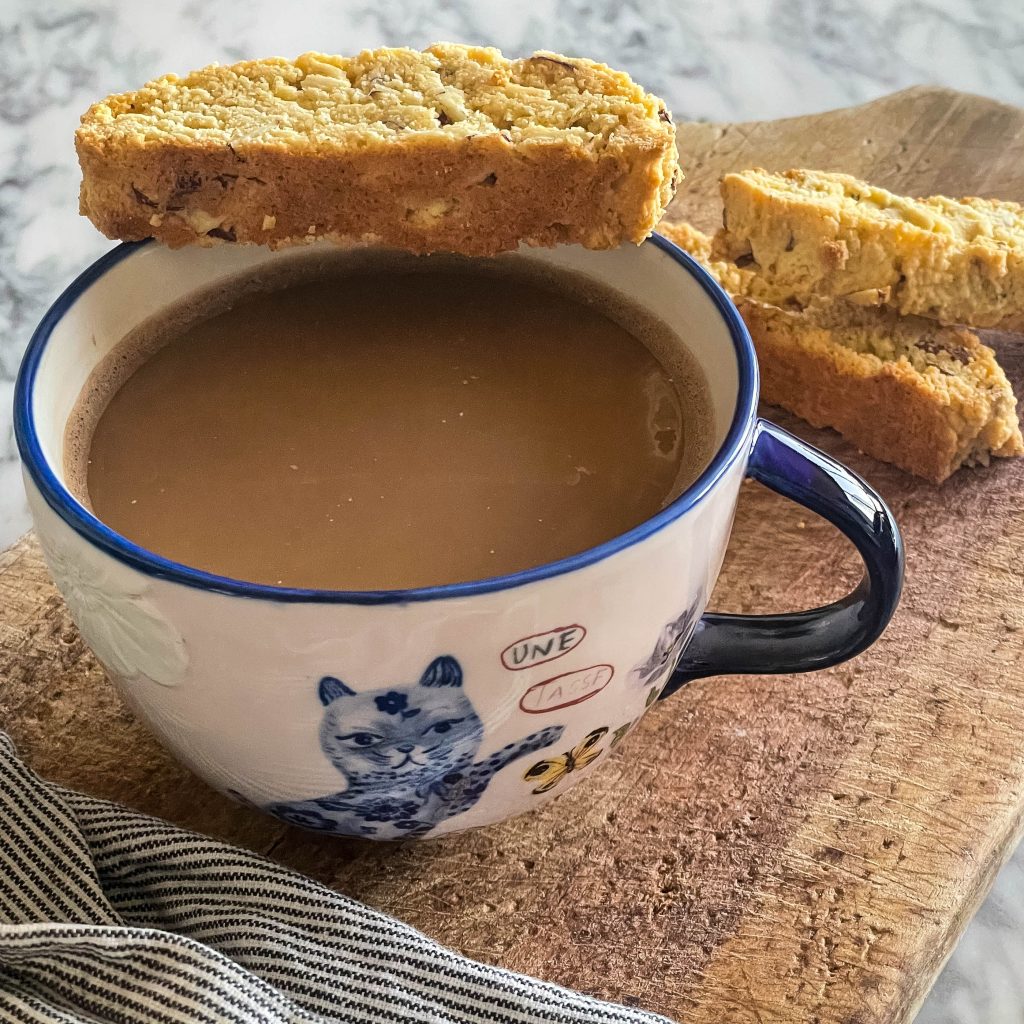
xmin=35 ymin=518 xmax=188 ymax=687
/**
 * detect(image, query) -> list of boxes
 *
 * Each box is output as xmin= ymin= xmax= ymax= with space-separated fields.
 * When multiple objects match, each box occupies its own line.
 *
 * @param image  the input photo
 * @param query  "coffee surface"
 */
xmin=74 ymin=258 xmax=711 ymax=590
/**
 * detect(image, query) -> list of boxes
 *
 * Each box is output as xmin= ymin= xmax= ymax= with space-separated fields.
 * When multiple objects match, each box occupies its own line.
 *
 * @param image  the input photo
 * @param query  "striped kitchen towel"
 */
xmin=0 ymin=733 xmax=671 ymax=1024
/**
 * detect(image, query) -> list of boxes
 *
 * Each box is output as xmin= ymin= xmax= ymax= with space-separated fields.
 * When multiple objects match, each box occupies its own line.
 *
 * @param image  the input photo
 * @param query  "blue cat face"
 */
xmin=317 ymin=656 xmax=484 ymax=792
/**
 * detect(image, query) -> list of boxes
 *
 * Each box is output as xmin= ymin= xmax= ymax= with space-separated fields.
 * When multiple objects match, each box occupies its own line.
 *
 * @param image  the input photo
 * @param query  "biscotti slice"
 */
xmin=664 ymin=218 xmax=1022 ymax=481
xmin=739 ymin=298 xmax=1023 ymax=483
xmin=665 ymin=219 xmax=918 ymax=308
xmin=659 ymin=220 xmax=762 ymax=297
xmin=714 ymin=168 xmax=1024 ymax=330
xmin=76 ymin=44 xmax=679 ymax=256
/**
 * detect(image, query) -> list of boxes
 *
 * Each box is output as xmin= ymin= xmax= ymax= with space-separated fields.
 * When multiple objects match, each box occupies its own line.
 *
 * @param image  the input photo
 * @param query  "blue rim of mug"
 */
xmin=15 ymin=234 xmax=759 ymax=605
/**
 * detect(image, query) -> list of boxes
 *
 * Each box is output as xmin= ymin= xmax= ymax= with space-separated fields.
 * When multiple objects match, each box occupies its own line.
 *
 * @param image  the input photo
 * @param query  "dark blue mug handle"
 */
xmin=660 ymin=419 xmax=904 ymax=699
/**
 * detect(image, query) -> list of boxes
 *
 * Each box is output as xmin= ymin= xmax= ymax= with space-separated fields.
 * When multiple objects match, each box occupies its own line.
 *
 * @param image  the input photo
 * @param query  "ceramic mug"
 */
xmin=15 ymin=236 xmax=904 ymax=840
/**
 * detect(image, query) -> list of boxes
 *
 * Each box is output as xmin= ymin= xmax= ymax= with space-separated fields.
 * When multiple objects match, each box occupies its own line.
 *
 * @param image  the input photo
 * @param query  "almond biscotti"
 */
xmin=714 ymin=168 xmax=1024 ymax=331
xmin=660 ymin=220 xmax=761 ymax=297
xmin=76 ymin=44 xmax=679 ymax=256
xmin=740 ymin=299 xmax=1022 ymax=483
xmin=663 ymin=220 xmax=1023 ymax=482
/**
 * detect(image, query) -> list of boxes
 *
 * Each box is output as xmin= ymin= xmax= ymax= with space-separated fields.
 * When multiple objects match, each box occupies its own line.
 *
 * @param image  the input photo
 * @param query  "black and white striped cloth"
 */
xmin=0 ymin=733 xmax=671 ymax=1024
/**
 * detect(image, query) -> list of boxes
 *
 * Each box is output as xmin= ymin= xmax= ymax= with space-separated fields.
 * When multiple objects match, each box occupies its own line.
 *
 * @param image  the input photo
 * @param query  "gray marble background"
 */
xmin=1 ymin=0 xmax=1022 ymax=1019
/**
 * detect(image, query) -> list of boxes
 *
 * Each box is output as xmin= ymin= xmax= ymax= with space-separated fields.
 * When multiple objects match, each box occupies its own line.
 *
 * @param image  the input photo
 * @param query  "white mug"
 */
xmin=15 ymin=237 xmax=903 ymax=840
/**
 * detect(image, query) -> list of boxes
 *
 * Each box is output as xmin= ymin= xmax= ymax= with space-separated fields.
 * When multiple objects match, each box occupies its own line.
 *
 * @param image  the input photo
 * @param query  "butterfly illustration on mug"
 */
xmin=523 ymin=726 xmax=608 ymax=794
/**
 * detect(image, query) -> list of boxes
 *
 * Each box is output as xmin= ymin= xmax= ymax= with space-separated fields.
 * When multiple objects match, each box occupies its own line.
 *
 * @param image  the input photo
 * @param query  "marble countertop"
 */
xmin=2 ymin=1 xmax=1023 ymax=1019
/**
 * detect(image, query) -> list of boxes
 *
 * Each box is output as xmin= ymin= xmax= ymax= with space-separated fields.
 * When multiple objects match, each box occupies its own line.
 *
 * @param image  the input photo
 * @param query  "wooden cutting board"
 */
xmin=3 ymin=86 xmax=1023 ymax=1024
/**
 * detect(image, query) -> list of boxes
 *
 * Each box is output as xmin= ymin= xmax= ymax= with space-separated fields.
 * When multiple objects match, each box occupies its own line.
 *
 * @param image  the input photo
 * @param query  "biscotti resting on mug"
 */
xmin=714 ymin=168 xmax=1024 ymax=331
xmin=76 ymin=44 xmax=680 ymax=256
xmin=660 ymin=221 xmax=1023 ymax=483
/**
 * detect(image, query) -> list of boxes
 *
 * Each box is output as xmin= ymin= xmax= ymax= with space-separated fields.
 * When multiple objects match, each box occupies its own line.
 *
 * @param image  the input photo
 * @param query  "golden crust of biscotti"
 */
xmin=76 ymin=44 xmax=679 ymax=255
xmin=659 ymin=220 xmax=714 ymax=262
xmin=738 ymin=298 xmax=1023 ymax=483
xmin=659 ymin=220 xmax=766 ymax=297
xmin=714 ymin=168 xmax=1024 ymax=330
xmin=664 ymin=217 xmax=1022 ymax=482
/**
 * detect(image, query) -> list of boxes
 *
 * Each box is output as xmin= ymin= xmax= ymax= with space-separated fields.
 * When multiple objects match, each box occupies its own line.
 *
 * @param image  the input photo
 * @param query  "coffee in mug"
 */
xmin=65 ymin=252 xmax=713 ymax=590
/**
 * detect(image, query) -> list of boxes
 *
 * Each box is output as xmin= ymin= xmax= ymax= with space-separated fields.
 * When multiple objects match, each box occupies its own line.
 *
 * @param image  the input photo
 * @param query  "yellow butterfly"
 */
xmin=523 ymin=727 xmax=608 ymax=794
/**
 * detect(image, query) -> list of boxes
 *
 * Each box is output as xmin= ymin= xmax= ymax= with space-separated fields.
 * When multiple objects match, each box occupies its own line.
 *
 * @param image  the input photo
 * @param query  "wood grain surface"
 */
xmin=2 ymin=86 xmax=1023 ymax=1023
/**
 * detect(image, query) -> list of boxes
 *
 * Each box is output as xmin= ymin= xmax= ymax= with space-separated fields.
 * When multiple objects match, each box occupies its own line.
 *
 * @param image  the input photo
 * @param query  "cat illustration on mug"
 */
xmin=265 ymin=655 xmax=564 ymax=838
xmin=629 ymin=597 xmax=702 ymax=691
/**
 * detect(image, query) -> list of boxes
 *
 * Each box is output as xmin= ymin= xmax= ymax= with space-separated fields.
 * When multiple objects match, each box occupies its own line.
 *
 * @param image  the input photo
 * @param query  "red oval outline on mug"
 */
xmin=500 ymin=624 xmax=587 ymax=671
xmin=519 ymin=664 xmax=614 ymax=714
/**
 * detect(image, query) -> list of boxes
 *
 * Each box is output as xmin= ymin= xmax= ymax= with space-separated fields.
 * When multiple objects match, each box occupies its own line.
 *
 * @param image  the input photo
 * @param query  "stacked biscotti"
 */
xmin=76 ymin=44 xmax=679 ymax=256
xmin=662 ymin=168 xmax=1024 ymax=483
xmin=717 ymin=168 xmax=1024 ymax=330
